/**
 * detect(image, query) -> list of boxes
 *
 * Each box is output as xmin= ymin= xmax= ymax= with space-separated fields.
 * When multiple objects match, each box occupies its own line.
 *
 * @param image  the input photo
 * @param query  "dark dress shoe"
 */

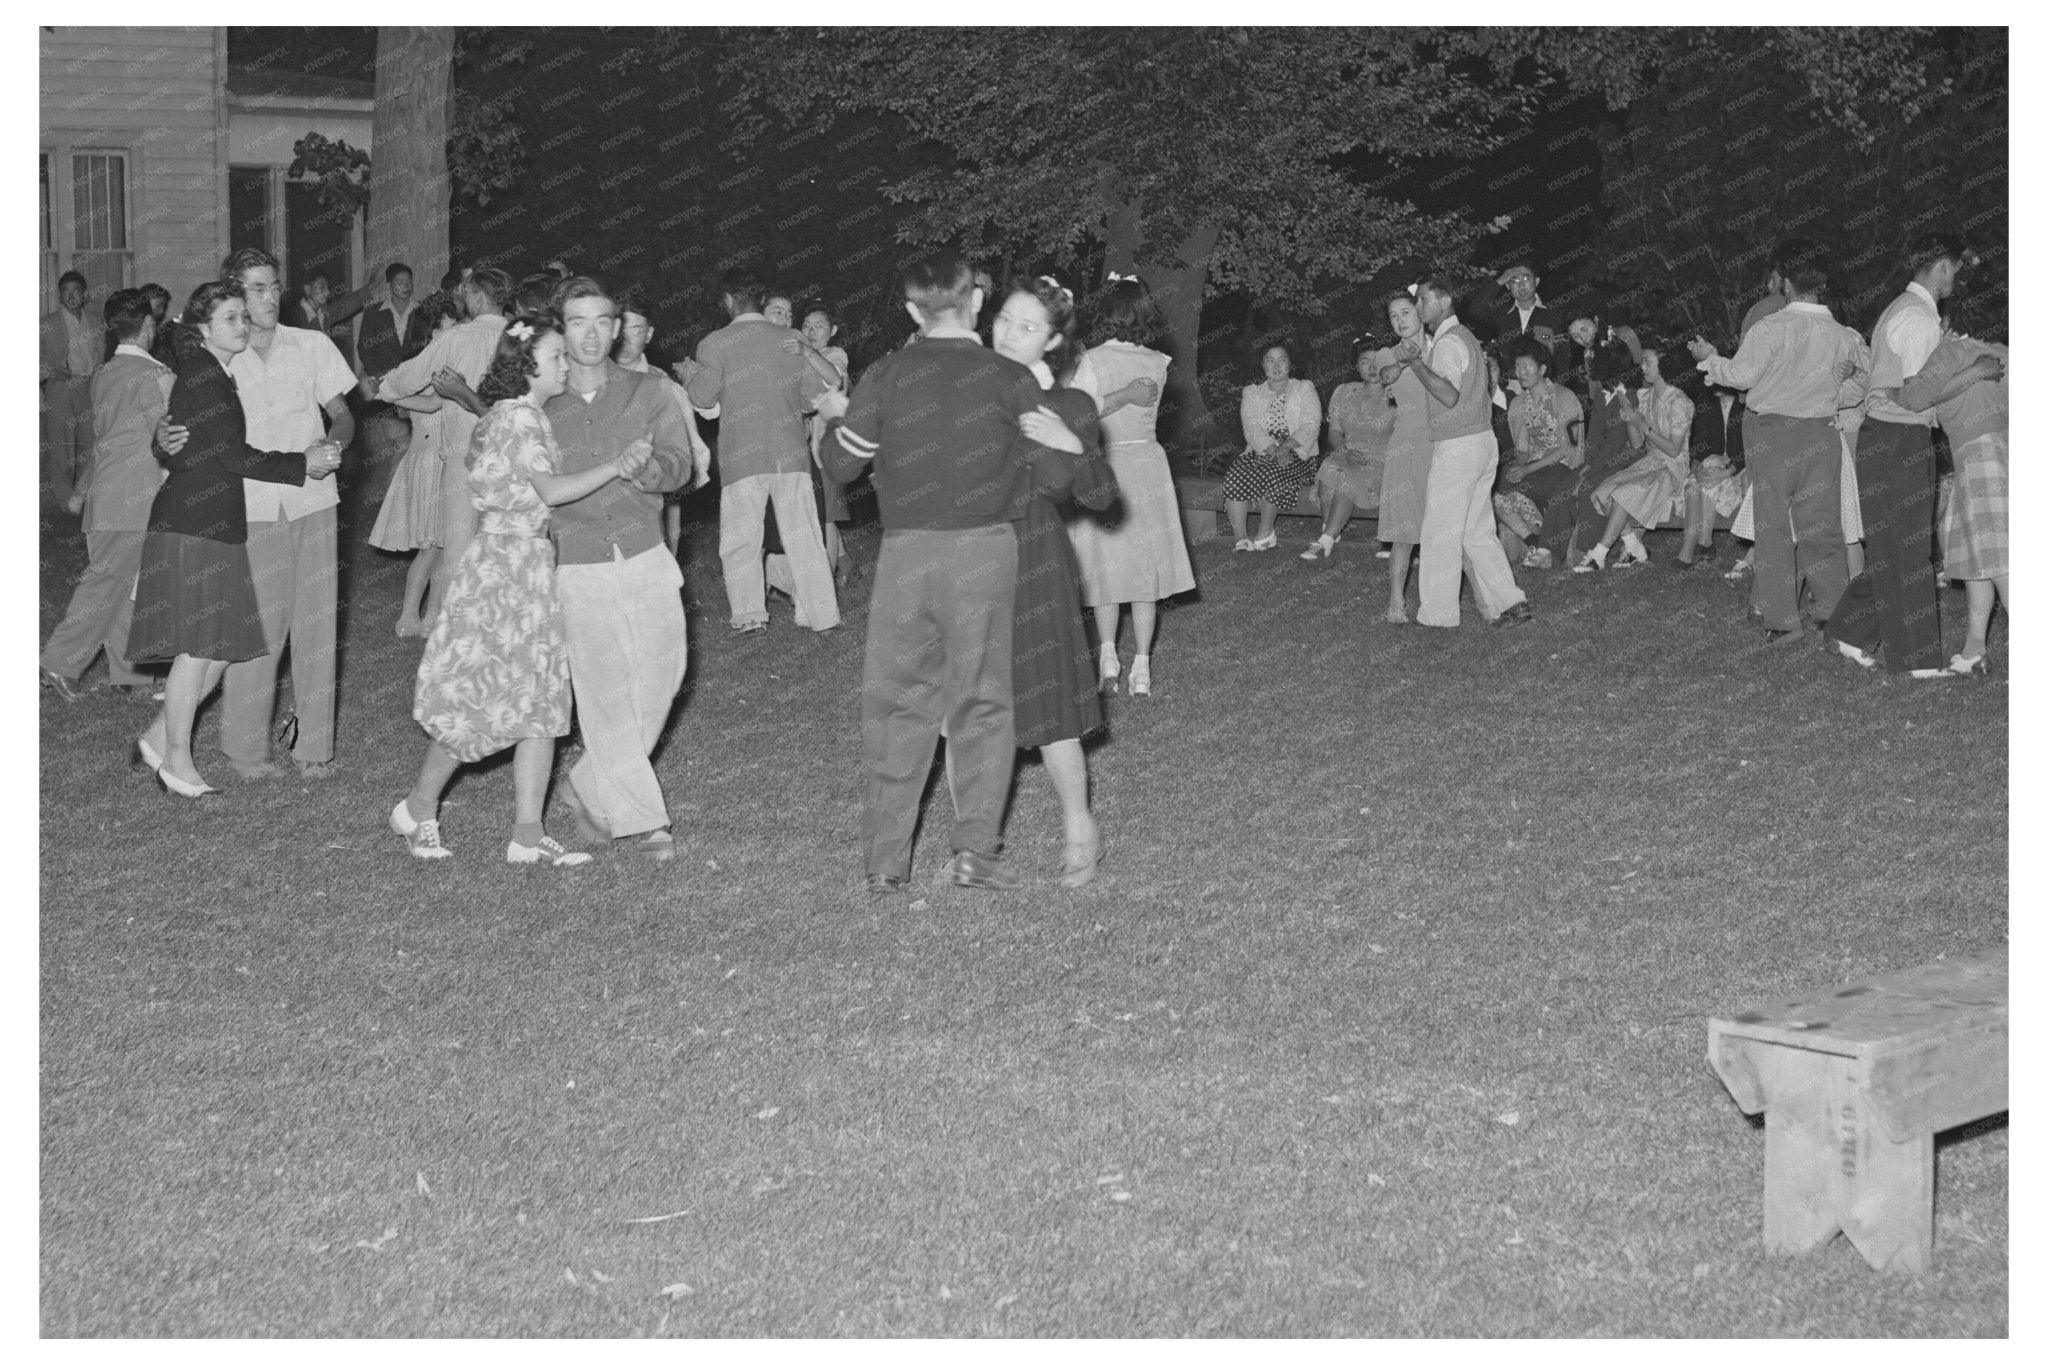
xmin=1492 ymin=602 xmax=1535 ymax=629
xmin=944 ymin=850 xmax=1023 ymax=891
xmin=865 ymin=873 xmax=906 ymax=895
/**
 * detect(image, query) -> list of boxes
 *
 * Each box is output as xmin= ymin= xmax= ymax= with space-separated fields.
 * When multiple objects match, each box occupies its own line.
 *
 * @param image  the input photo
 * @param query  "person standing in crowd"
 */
xmin=610 ymin=289 xmax=713 ymax=557
xmin=763 ymin=293 xmax=796 ymax=329
xmin=1066 ymin=274 xmax=1194 ymax=695
xmin=1823 ymin=237 xmax=1975 ymax=676
xmin=376 ymin=267 xmax=515 ymax=632
xmin=155 ymin=248 xmax=357 ymax=780
xmin=991 ymin=275 xmax=1117 ymax=887
xmin=131 ymin=280 xmax=341 ymax=797
xmin=678 ymin=270 xmax=839 ymax=635
xmin=393 ymin=316 xmax=653 ymax=868
xmin=291 ymin=268 xmax=377 ymax=371
xmin=1376 ymin=291 xmax=1434 ymax=623
xmin=40 ymin=290 xmax=173 ymax=701
xmin=794 ymin=303 xmax=853 ymax=577
xmin=1891 ymin=298 xmax=2008 ymax=675
xmin=816 ymin=252 xmax=1043 ymax=895
xmin=1576 ymin=337 xmax=1694 ymax=571
xmin=138 ymin=284 xmax=178 ymax=371
xmin=1689 ymin=239 xmax=1866 ymax=645
xmin=355 ymin=262 xmax=430 ymax=386
xmin=1222 ymin=343 xmax=1320 ymax=552
xmin=543 ymin=276 xmax=695 ymax=862
xmin=1302 ymin=338 xmax=1395 ymax=562
xmin=1496 ymin=335 xmax=1584 ymax=571
xmin=1490 ymin=262 xmax=1564 ymax=369
xmin=41 ymin=269 xmax=102 ymax=509
xmin=1399 ymin=276 xmax=1532 ymax=629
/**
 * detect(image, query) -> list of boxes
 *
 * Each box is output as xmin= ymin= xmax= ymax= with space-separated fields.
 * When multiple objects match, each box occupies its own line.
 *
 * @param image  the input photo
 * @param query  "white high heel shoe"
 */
xmin=1299 ymin=533 xmax=1337 ymax=560
xmin=1128 ymin=656 xmax=1152 ymax=697
xmin=1100 ymin=653 xmax=1121 ymax=694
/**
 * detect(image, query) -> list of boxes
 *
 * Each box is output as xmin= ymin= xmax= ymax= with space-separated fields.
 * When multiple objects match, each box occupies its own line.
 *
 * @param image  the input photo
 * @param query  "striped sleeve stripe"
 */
xmin=834 ymin=426 xmax=879 ymax=457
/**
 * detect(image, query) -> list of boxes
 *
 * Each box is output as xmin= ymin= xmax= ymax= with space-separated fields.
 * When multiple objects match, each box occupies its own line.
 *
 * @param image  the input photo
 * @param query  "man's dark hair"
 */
xmin=385 ymin=262 xmax=414 ymax=285
xmin=718 ymin=269 xmax=765 ymax=315
xmin=221 ymin=246 xmax=280 ymax=281
xmin=103 ymin=288 xmax=153 ymax=343
xmin=899 ymin=252 xmax=977 ymax=320
xmin=58 ymin=269 xmax=88 ymax=292
xmin=515 ymin=272 xmax=560 ymax=315
xmin=1904 ymin=233 xmax=1974 ymax=279
xmin=552 ymin=274 xmax=615 ymax=316
xmin=1773 ymin=238 xmax=1830 ymax=297
xmin=1413 ymin=274 xmax=1462 ymax=311
xmin=138 ymin=282 xmax=172 ymax=315
xmin=440 ymin=268 xmax=462 ymax=291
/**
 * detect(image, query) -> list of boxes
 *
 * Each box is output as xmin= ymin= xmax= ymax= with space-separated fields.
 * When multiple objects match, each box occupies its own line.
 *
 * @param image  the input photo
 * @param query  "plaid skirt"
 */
xmin=1940 ymin=432 xmax=2007 ymax=581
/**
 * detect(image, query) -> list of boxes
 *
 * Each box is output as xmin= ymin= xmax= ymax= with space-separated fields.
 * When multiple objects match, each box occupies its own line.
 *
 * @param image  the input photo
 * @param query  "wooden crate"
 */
xmin=1706 ymin=947 xmax=2007 ymax=1274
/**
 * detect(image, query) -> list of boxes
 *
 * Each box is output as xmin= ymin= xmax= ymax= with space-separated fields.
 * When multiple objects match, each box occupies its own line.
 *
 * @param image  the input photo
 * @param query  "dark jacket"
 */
xmin=148 ymin=345 xmax=307 ymax=545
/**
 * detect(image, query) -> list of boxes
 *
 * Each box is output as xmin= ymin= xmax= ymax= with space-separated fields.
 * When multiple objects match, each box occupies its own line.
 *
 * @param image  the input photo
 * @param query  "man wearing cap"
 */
xmin=1490 ymin=263 xmax=1564 ymax=373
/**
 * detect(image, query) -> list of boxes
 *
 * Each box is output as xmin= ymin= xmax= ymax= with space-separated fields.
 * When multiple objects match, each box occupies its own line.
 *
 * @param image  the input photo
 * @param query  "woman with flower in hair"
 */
xmin=1066 ymin=273 xmax=1194 ymax=695
xmin=993 ymin=274 xmax=1117 ymax=888
xmin=391 ymin=315 xmax=653 ymax=867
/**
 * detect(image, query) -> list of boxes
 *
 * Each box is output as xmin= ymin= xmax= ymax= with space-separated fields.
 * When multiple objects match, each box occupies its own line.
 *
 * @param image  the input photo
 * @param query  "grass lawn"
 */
xmin=40 ymin=463 xmax=2006 ymax=1337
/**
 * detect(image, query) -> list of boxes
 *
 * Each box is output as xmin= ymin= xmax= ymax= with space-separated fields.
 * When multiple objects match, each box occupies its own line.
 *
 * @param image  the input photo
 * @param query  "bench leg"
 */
xmin=1759 ymin=1049 xmax=1934 ymax=1273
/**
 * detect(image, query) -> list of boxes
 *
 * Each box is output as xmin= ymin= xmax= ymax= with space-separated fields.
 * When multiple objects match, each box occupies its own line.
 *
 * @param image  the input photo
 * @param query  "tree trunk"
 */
xmin=1101 ymin=185 xmax=1223 ymax=467
xmin=367 ymin=27 xmax=454 ymax=291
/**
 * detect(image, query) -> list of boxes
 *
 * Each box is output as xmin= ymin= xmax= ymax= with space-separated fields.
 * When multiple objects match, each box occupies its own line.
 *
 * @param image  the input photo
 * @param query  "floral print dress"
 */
xmin=413 ymin=395 xmax=573 ymax=763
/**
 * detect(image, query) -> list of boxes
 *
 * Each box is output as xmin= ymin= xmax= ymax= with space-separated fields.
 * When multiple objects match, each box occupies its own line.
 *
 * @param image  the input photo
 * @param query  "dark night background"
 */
xmin=230 ymin=27 xmax=2006 ymax=449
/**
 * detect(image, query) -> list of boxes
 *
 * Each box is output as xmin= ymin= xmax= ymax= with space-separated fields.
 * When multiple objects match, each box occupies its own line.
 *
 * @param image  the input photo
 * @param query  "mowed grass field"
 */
xmin=40 ymin=462 xmax=2006 ymax=1337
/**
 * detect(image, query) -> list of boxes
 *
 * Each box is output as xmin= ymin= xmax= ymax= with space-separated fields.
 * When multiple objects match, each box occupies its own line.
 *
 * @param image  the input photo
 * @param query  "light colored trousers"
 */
xmin=557 ymin=544 xmax=688 ymax=838
xmin=222 ymin=508 xmax=339 ymax=766
xmin=40 ymin=527 xmax=151 ymax=686
xmin=721 ymin=471 xmax=839 ymax=631
xmin=42 ymin=376 xmax=94 ymax=506
xmin=1417 ymin=431 xmax=1526 ymax=628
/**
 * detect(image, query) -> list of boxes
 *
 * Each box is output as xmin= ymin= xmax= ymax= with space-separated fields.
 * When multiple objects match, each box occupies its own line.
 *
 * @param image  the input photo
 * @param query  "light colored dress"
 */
xmin=369 ymin=400 xmax=445 ymax=551
xmin=1375 ymin=358 xmax=1432 ymax=542
xmin=413 ymin=395 xmax=572 ymax=763
xmin=1067 ymin=340 xmax=1196 ymax=604
xmin=1730 ymin=436 xmax=1862 ymax=542
xmin=1592 ymin=383 xmax=1694 ymax=526
xmin=1319 ymin=378 xmax=1395 ymax=508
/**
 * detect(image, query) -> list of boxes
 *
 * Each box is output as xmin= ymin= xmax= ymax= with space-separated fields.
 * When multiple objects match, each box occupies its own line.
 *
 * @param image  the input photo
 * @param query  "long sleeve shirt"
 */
xmin=377 ymin=312 xmax=509 ymax=488
xmin=1696 ymin=301 xmax=1865 ymax=420
xmin=820 ymin=331 xmax=1040 ymax=530
xmin=681 ymin=313 xmax=827 ymax=481
xmin=541 ymin=361 xmax=691 ymax=564
xmin=85 ymin=346 xmax=173 ymax=533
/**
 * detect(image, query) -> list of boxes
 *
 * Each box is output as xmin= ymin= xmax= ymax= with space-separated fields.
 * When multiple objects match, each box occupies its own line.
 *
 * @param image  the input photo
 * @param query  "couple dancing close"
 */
xmin=820 ymin=255 xmax=1193 ymax=894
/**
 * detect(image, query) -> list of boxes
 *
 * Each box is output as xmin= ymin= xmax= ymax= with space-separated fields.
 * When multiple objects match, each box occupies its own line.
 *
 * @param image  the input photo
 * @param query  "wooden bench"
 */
xmin=1706 ymin=947 xmax=2007 ymax=1274
xmin=1177 ymin=474 xmax=1373 ymax=545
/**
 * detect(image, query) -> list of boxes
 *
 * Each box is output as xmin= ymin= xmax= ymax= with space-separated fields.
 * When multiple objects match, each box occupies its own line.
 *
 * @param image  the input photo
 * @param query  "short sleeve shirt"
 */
xmin=231 ymin=326 xmax=355 ymax=522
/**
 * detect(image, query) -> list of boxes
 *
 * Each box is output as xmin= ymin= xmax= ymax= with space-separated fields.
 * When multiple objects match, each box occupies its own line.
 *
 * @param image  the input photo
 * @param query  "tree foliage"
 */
xmin=721 ymin=28 xmax=1518 ymax=312
xmin=288 ymin=132 xmax=370 ymax=215
xmin=1582 ymin=28 xmax=2004 ymax=342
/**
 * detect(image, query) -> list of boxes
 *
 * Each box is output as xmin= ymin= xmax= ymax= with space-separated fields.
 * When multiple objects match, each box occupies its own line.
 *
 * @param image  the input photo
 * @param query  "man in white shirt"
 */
xmin=199 ymin=248 xmax=358 ymax=778
xmin=40 ymin=270 xmax=102 ymax=509
xmin=1824 ymin=235 xmax=1975 ymax=677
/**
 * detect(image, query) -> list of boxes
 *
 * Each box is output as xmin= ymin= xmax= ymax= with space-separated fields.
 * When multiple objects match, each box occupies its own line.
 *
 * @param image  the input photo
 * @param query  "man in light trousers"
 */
xmin=542 ymin=277 xmax=694 ymax=861
xmin=1402 ymin=277 xmax=1533 ymax=630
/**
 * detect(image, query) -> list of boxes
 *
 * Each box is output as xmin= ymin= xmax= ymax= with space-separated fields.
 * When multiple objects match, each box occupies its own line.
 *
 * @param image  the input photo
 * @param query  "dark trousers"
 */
xmin=1825 ymin=420 xmax=1942 ymax=672
xmin=1520 ymin=462 xmax=1583 ymax=558
xmin=1746 ymin=413 xmax=1845 ymax=632
xmin=860 ymin=523 xmax=1018 ymax=878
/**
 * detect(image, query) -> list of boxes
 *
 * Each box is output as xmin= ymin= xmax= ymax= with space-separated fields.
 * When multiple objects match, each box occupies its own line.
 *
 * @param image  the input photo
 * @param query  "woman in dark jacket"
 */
xmin=130 ymin=280 xmax=341 ymax=797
